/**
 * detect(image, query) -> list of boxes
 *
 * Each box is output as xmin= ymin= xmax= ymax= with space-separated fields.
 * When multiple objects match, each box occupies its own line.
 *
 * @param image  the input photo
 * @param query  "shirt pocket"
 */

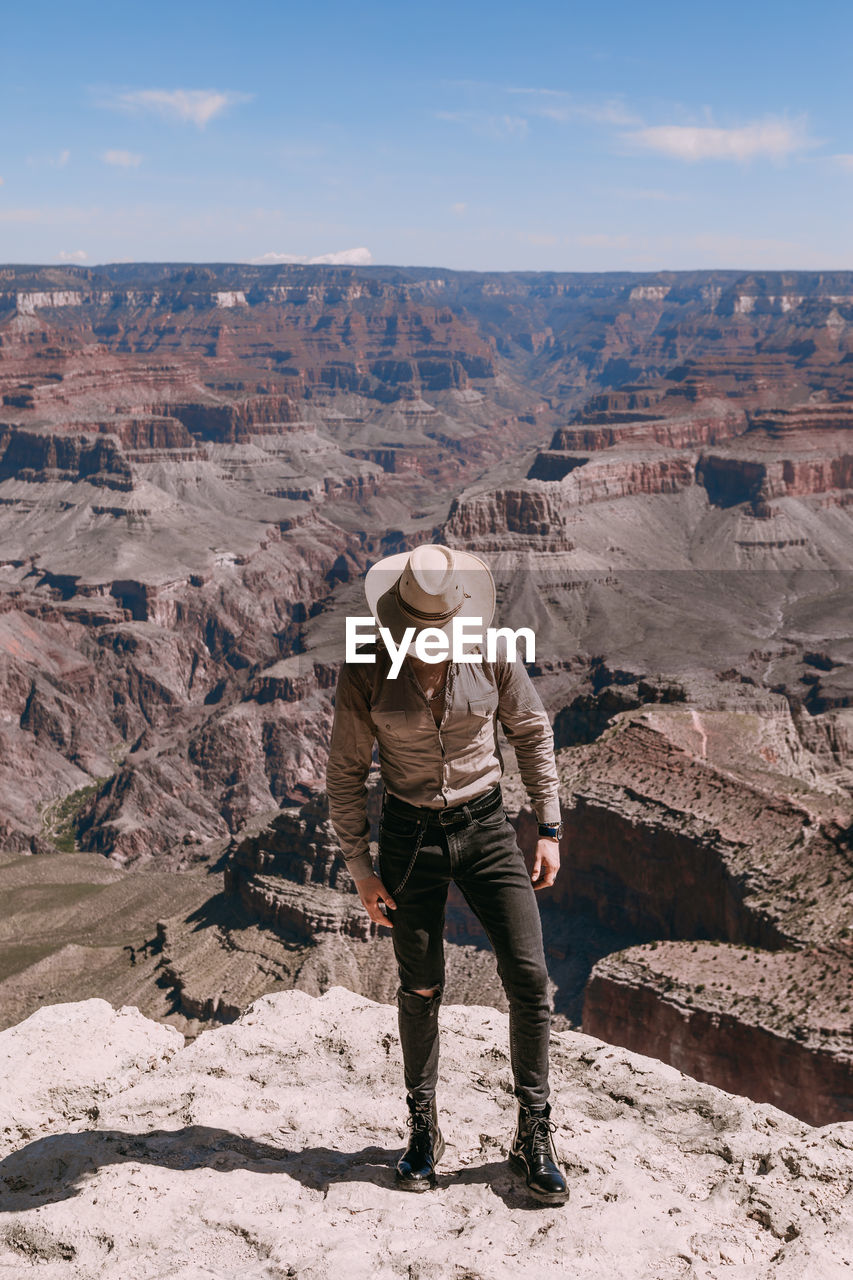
xmin=468 ymin=695 xmax=498 ymax=722
xmin=467 ymin=695 xmax=498 ymax=745
xmin=373 ymin=709 xmax=409 ymax=739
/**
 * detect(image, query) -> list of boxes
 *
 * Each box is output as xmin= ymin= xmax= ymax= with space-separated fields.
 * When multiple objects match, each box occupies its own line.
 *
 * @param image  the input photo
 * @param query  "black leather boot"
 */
xmin=508 ymin=1101 xmax=569 ymax=1204
xmin=395 ymin=1094 xmax=445 ymax=1191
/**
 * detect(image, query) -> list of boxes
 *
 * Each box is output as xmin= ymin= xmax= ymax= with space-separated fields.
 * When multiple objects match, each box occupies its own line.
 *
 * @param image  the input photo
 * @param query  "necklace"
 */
xmin=427 ymin=680 xmax=447 ymax=701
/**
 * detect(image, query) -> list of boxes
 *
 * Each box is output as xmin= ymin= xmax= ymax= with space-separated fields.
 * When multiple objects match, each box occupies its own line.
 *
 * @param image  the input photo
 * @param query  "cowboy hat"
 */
xmin=364 ymin=543 xmax=496 ymax=648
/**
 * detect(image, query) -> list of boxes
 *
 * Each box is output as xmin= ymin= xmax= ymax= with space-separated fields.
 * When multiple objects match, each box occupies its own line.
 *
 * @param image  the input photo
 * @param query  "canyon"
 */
xmin=0 ymin=263 xmax=852 ymax=1129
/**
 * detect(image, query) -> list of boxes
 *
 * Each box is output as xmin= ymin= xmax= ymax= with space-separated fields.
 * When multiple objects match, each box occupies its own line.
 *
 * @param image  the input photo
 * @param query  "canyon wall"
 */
xmin=2 ymin=264 xmax=853 ymax=860
xmin=583 ymin=942 xmax=853 ymax=1126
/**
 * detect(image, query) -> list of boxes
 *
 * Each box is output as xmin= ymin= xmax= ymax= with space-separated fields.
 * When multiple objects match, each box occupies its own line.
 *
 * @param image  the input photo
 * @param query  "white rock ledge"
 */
xmin=0 ymin=988 xmax=852 ymax=1279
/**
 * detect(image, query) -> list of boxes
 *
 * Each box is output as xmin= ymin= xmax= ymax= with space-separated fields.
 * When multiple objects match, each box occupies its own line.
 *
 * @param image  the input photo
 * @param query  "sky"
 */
xmin=2 ymin=0 xmax=852 ymax=272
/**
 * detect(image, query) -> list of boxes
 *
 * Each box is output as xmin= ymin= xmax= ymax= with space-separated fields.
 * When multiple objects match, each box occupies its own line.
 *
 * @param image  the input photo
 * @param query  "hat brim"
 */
xmin=364 ymin=548 xmax=496 ymax=649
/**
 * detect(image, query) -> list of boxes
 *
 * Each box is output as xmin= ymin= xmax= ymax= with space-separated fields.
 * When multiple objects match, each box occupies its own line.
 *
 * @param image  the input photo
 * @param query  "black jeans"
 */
xmin=378 ymin=787 xmax=552 ymax=1110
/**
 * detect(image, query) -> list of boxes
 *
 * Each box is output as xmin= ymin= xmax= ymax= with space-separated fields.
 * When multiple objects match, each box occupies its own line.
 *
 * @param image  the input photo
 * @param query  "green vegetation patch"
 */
xmin=40 ymin=777 xmax=110 ymax=853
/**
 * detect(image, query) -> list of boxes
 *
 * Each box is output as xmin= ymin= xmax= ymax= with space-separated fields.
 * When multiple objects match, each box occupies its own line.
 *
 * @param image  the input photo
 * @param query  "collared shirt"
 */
xmin=325 ymin=636 xmax=561 ymax=881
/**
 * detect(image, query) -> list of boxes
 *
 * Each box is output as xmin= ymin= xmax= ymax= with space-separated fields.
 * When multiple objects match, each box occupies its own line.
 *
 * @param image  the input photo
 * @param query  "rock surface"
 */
xmin=554 ymin=700 xmax=853 ymax=1124
xmin=2 ymin=988 xmax=853 ymax=1279
xmin=550 ymin=700 xmax=853 ymax=950
xmin=0 ymin=849 xmax=217 ymax=1036
xmin=584 ymin=941 xmax=853 ymax=1127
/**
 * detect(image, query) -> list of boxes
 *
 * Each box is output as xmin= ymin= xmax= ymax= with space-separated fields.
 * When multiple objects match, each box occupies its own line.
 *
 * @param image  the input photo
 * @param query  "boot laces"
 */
xmin=527 ymin=1113 xmax=557 ymax=1156
xmin=407 ymin=1103 xmax=433 ymax=1133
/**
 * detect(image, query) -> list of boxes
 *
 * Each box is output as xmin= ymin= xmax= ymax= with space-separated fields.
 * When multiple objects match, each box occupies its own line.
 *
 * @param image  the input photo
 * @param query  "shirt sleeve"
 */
xmin=325 ymin=662 xmax=377 ymax=882
xmin=495 ymin=651 xmax=562 ymax=826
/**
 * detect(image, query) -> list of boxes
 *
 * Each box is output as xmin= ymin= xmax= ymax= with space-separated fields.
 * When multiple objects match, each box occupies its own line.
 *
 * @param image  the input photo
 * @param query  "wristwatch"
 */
xmin=538 ymin=821 xmax=563 ymax=840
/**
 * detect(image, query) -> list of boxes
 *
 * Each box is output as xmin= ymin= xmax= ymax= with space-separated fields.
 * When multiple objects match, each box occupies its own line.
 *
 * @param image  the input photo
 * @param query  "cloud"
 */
xmin=435 ymin=111 xmax=528 ymax=140
xmin=502 ymin=92 xmax=812 ymax=162
xmin=451 ymin=202 xmax=467 ymax=216
xmin=625 ymin=116 xmax=813 ymax=162
xmin=250 ymin=247 xmax=373 ymax=266
xmin=57 ymin=249 xmax=88 ymax=262
xmin=102 ymin=149 xmax=142 ymax=167
xmin=103 ymin=88 xmax=252 ymax=127
xmin=310 ymin=247 xmax=373 ymax=265
xmin=577 ymin=100 xmax=642 ymax=128
xmin=506 ymin=88 xmax=640 ymax=127
xmin=828 ymin=153 xmax=853 ymax=170
xmin=26 ymin=149 xmax=71 ymax=169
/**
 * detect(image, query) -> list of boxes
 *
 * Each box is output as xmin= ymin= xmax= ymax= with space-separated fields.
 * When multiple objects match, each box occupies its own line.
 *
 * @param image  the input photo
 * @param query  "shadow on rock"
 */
xmin=0 ymin=1127 xmax=551 ymax=1211
xmin=436 ymin=1157 xmax=562 ymax=1211
xmin=0 ymin=1126 xmax=402 ymax=1209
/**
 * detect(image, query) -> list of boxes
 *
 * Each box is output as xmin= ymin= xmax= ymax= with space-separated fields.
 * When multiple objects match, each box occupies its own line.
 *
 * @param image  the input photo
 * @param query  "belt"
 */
xmin=383 ymin=783 xmax=503 ymax=830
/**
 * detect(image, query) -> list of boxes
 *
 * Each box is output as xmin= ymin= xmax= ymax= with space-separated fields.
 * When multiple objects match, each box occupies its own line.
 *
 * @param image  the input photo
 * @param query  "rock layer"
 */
xmin=583 ymin=941 xmax=853 ymax=1127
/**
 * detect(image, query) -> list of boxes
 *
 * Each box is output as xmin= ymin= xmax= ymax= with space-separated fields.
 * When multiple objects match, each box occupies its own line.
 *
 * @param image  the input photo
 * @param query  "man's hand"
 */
xmin=530 ymin=837 xmax=560 ymax=891
xmin=355 ymin=873 xmax=397 ymax=926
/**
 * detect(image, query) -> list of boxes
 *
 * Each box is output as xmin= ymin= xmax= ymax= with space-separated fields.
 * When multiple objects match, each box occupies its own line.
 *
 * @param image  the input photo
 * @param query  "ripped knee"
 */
xmin=397 ymin=983 xmax=443 ymax=1010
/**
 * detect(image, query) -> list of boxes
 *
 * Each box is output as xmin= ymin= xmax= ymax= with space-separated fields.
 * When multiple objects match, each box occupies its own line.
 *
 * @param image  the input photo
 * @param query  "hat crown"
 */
xmin=399 ymin=545 xmax=464 ymax=620
xmin=363 ymin=542 xmax=496 ymax=647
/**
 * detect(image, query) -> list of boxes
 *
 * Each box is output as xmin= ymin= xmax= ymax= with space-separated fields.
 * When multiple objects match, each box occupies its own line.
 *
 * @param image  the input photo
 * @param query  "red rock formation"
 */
xmin=583 ymin=942 xmax=853 ymax=1126
xmin=443 ymin=487 xmax=575 ymax=550
xmin=542 ymin=711 xmax=851 ymax=942
xmin=0 ymin=427 xmax=133 ymax=489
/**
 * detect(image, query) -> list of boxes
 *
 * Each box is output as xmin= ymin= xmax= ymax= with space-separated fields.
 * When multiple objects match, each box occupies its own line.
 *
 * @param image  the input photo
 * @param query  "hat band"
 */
xmin=393 ymin=578 xmax=471 ymax=623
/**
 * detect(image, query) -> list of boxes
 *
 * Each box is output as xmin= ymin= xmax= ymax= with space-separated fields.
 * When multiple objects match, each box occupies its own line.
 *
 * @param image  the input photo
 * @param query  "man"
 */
xmin=325 ymin=543 xmax=568 ymax=1204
